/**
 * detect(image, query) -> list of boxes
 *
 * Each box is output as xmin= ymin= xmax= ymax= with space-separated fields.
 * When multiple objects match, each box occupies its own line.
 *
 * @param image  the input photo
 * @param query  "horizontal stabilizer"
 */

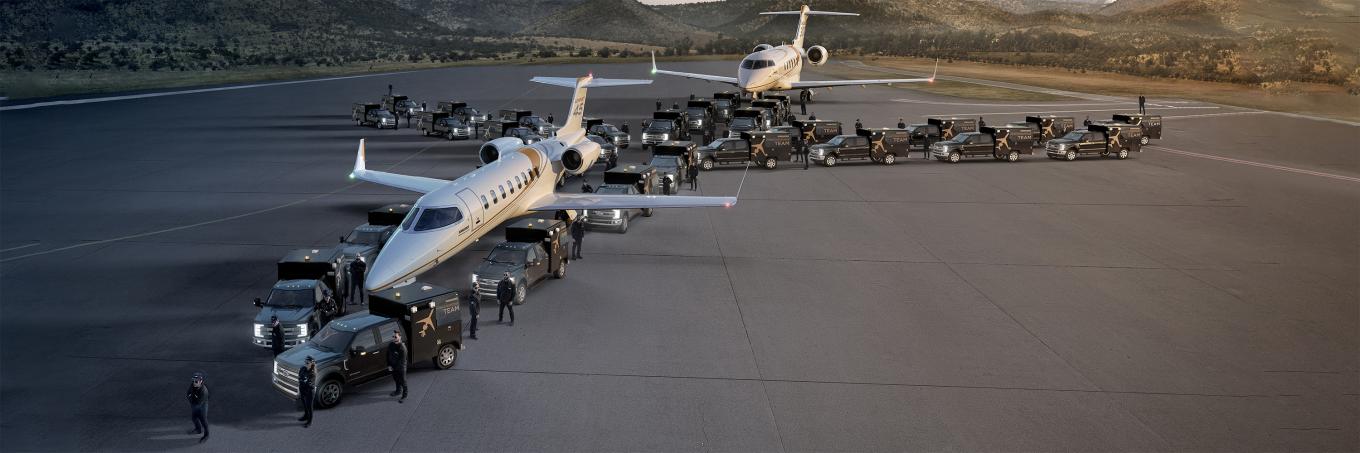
xmin=761 ymin=10 xmax=858 ymax=16
xmin=528 ymin=193 xmax=737 ymax=211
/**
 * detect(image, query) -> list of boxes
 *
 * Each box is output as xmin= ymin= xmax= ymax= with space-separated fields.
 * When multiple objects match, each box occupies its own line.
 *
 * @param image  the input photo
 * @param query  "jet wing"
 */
xmin=789 ymin=77 xmax=932 ymax=89
xmin=527 ymin=193 xmax=737 ymax=211
xmin=350 ymin=139 xmax=449 ymax=194
xmin=651 ymin=52 xmax=739 ymax=86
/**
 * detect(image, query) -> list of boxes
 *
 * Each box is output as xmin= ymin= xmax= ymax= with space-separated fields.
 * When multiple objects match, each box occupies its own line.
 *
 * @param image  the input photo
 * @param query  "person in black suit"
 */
xmin=186 ymin=372 xmax=209 ymax=443
xmin=298 ymin=357 xmax=316 ymax=427
xmin=467 ymin=293 xmax=479 ymax=340
xmin=496 ymin=273 xmax=516 ymax=325
xmin=269 ymin=316 xmax=285 ymax=356
xmin=387 ymin=331 xmax=408 ymax=402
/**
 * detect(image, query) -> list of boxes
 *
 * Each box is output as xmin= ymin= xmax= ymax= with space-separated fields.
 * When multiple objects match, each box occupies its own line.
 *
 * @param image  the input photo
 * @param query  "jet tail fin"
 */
xmin=761 ymin=5 xmax=858 ymax=49
xmin=530 ymin=75 xmax=651 ymax=137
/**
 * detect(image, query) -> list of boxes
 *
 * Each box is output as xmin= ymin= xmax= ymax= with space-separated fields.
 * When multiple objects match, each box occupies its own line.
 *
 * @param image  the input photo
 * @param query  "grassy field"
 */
xmin=845 ymin=57 xmax=1360 ymax=123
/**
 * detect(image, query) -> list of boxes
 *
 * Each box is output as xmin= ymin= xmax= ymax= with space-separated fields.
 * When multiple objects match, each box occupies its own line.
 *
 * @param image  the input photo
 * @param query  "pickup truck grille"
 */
xmin=273 ymin=363 xmax=300 ymax=398
xmin=473 ymin=275 xmax=500 ymax=300
xmin=642 ymin=133 xmax=666 ymax=143
xmin=254 ymin=325 xmax=306 ymax=348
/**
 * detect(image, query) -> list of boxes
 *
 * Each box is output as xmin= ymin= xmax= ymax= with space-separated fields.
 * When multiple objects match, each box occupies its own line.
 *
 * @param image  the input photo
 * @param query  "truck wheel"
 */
xmin=618 ymin=216 xmax=630 ymax=234
xmin=434 ymin=343 xmax=458 ymax=369
xmin=642 ymin=208 xmax=653 ymax=217
xmin=1118 ymin=148 xmax=1130 ymax=159
xmin=514 ymin=281 xmax=527 ymax=305
xmin=1140 ymin=136 xmax=1150 ymax=146
xmin=1007 ymin=151 xmax=1019 ymax=162
xmin=763 ymin=157 xmax=777 ymax=170
xmin=447 ymin=132 xmax=455 ymax=141
xmin=316 ymin=377 xmax=344 ymax=409
xmin=948 ymin=152 xmax=961 ymax=163
xmin=824 ymin=155 xmax=838 ymax=167
xmin=553 ymin=258 xmax=567 ymax=279
xmin=883 ymin=153 xmax=896 ymax=165
xmin=1064 ymin=150 xmax=1077 ymax=161
xmin=701 ymin=158 xmax=715 ymax=171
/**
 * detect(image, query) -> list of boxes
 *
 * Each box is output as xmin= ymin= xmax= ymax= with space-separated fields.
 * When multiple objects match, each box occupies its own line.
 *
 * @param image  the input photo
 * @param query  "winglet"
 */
xmin=929 ymin=59 xmax=939 ymax=82
xmin=350 ymin=139 xmax=366 ymax=179
xmin=650 ymin=51 xmax=657 ymax=75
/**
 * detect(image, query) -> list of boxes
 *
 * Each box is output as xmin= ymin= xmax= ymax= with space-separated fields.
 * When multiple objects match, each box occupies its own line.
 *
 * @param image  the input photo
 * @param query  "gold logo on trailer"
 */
xmin=415 ymin=310 xmax=435 ymax=337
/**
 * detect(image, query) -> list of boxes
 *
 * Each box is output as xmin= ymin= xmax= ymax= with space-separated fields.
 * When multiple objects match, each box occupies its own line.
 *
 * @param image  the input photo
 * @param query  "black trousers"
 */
xmin=572 ymin=238 xmax=583 ymax=258
xmin=392 ymin=371 xmax=407 ymax=398
xmin=299 ymin=392 xmax=314 ymax=421
xmin=348 ymin=277 xmax=365 ymax=304
xmin=191 ymin=406 xmax=207 ymax=435
xmin=469 ymin=308 xmax=478 ymax=336
xmin=499 ymin=301 xmax=515 ymax=322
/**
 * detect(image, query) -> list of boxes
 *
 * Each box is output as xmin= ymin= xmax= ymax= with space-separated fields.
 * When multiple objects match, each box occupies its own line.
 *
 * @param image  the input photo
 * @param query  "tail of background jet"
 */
xmin=531 ymin=75 xmax=652 ymax=138
xmin=761 ymin=4 xmax=858 ymax=50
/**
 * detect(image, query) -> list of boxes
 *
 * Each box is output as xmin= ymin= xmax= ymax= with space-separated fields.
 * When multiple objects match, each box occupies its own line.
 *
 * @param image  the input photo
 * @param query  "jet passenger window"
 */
xmin=413 ymin=206 xmax=463 ymax=232
xmin=499 ymin=185 xmax=506 ymax=198
xmin=514 ymin=175 xmax=521 ymax=188
xmin=480 ymin=195 xmax=489 ymax=209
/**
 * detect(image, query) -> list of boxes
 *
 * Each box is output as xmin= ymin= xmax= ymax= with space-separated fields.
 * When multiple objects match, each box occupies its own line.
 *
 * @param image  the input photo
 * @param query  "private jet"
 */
xmin=650 ymin=4 xmax=935 ymax=98
xmin=351 ymin=74 xmax=738 ymax=291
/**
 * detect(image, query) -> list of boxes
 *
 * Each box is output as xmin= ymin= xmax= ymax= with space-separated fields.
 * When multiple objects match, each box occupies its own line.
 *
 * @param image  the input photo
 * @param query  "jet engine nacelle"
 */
xmin=479 ymin=137 xmax=523 ymax=165
xmin=806 ymin=45 xmax=829 ymax=66
xmin=752 ymin=43 xmax=773 ymax=53
xmin=555 ymin=140 xmax=599 ymax=175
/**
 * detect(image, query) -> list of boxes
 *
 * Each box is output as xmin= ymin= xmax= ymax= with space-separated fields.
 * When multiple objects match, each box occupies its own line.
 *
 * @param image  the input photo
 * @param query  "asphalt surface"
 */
xmin=1 ymin=60 xmax=1357 ymax=452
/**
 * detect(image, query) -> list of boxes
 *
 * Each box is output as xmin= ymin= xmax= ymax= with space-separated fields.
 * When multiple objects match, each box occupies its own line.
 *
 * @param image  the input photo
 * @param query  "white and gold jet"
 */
xmin=651 ymin=4 xmax=935 ymax=95
xmin=351 ymin=74 xmax=737 ymax=290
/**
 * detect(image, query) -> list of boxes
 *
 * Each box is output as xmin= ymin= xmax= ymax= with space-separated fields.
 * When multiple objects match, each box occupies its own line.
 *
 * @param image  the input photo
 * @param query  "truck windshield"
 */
xmin=730 ymin=117 xmax=755 ymax=128
xmin=687 ymin=107 xmax=706 ymax=117
xmin=486 ymin=246 xmax=525 ymax=264
xmin=463 ymin=108 xmax=480 ymax=117
xmin=647 ymin=120 xmax=674 ymax=130
xmin=345 ymin=230 xmax=385 ymax=245
xmin=266 ymin=288 xmax=313 ymax=308
xmin=397 ymin=100 xmax=415 ymax=108
xmin=597 ymin=125 xmax=619 ymax=134
xmin=825 ymin=136 xmax=846 ymax=146
xmin=309 ymin=325 xmax=355 ymax=352
xmin=1059 ymin=131 xmax=1085 ymax=141
xmin=707 ymin=139 xmax=728 ymax=148
xmin=944 ymin=134 xmax=970 ymax=144
xmin=444 ymin=118 xmax=466 ymax=127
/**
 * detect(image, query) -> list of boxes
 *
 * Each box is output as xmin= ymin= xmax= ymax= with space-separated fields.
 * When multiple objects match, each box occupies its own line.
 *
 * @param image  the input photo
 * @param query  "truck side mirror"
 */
xmin=253 ymin=297 xmax=263 ymax=307
xmin=350 ymin=346 xmax=363 ymax=356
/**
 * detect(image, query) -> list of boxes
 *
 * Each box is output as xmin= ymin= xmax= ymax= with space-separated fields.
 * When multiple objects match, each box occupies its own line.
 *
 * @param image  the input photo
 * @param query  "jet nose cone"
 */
xmin=363 ymin=257 xmax=407 ymax=292
xmin=364 ymin=233 xmax=427 ymax=291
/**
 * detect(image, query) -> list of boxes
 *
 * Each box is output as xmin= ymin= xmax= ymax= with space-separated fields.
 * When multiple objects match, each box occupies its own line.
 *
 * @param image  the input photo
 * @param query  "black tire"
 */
xmin=1118 ymin=148 xmax=1130 ymax=159
xmin=824 ymin=155 xmax=838 ymax=167
xmin=883 ymin=153 xmax=896 ymax=165
xmin=316 ymin=377 xmax=344 ymax=409
xmin=642 ymin=208 xmax=653 ymax=217
xmin=514 ymin=281 xmax=527 ymax=305
xmin=618 ymin=216 xmax=629 ymax=234
xmin=701 ymin=158 xmax=715 ymax=171
xmin=1007 ymin=151 xmax=1019 ymax=162
xmin=1140 ymin=136 xmax=1150 ymax=146
xmin=763 ymin=157 xmax=777 ymax=170
xmin=1064 ymin=150 xmax=1077 ymax=161
xmin=553 ymin=258 xmax=567 ymax=279
xmin=434 ymin=343 xmax=458 ymax=369
xmin=948 ymin=152 xmax=961 ymax=163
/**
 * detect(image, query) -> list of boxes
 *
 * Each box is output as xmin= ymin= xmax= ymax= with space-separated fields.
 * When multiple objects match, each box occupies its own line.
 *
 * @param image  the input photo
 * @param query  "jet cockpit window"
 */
xmin=412 ymin=206 xmax=463 ymax=232
xmin=400 ymin=208 xmax=420 ymax=230
xmin=740 ymin=59 xmax=776 ymax=69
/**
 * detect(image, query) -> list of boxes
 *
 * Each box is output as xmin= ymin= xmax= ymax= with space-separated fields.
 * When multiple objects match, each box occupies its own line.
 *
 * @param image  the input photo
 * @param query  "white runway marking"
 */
xmin=926 ymin=106 xmax=1219 ymax=117
xmin=892 ymin=98 xmax=1125 ymax=107
xmin=0 ymin=243 xmax=41 ymax=253
xmin=1150 ymin=145 xmax=1360 ymax=184
xmin=0 ymin=70 xmax=418 ymax=111
xmin=1158 ymin=111 xmax=1269 ymax=120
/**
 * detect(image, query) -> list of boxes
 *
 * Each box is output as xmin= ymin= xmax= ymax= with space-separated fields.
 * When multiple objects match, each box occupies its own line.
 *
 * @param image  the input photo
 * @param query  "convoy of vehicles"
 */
xmin=470 ymin=219 xmax=569 ymax=304
xmin=1045 ymin=122 xmax=1142 ymax=160
xmin=930 ymin=125 xmax=1037 ymax=163
xmin=272 ymin=282 xmax=462 ymax=408
xmin=585 ymin=165 xmax=657 ymax=233
xmin=382 ymin=94 xmax=422 ymax=118
xmin=643 ymin=110 xmax=690 ymax=148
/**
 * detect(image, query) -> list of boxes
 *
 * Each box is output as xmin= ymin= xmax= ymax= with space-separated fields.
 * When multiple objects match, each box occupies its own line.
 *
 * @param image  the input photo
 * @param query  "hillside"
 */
xmin=521 ymin=0 xmax=718 ymax=46
xmin=389 ymin=0 xmax=583 ymax=34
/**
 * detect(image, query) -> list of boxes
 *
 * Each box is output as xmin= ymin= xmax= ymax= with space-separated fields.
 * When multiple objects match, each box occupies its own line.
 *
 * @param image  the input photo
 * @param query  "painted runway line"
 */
xmin=925 ymin=106 xmax=1219 ymax=117
xmin=1150 ymin=145 xmax=1360 ymax=184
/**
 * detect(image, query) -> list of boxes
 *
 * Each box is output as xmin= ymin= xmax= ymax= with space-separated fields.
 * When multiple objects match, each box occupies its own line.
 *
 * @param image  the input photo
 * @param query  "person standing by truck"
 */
xmin=347 ymin=256 xmax=367 ymax=306
xmin=497 ymin=273 xmax=516 ymax=325
xmin=467 ymin=293 xmax=480 ymax=340
xmin=854 ymin=118 xmax=863 ymax=130
xmin=547 ymin=113 xmax=554 ymax=125
xmin=570 ymin=219 xmax=585 ymax=260
xmin=1138 ymin=95 xmax=1146 ymax=114
xmin=186 ymin=372 xmax=209 ymax=443
xmin=387 ymin=331 xmax=408 ymax=403
xmin=269 ymin=316 xmax=285 ymax=356
xmin=655 ymin=99 xmax=662 ymax=111
xmin=661 ymin=173 xmax=673 ymax=195
xmin=897 ymin=118 xmax=907 ymax=129
xmin=298 ymin=357 xmax=316 ymax=428
xmin=687 ymin=162 xmax=699 ymax=190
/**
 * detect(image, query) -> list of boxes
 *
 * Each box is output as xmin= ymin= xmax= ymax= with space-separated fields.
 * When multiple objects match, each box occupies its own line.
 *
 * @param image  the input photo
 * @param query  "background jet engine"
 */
xmin=478 ymin=137 xmax=523 ymax=165
xmin=805 ymin=45 xmax=829 ymax=66
xmin=555 ymin=140 xmax=599 ymax=175
xmin=752 ymin=43 xmax=773 ymax=53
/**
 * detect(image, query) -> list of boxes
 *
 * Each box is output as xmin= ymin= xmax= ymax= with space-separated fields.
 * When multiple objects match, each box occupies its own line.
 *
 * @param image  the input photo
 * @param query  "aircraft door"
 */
xmin=456 ymin=189 xmax=483 ymax=227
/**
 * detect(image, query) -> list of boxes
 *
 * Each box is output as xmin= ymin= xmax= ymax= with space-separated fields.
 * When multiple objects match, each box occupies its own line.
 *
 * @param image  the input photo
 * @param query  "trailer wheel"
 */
xmin=763 ymin=157 xmax=777 ymax=170
xmin=553 ymin=257 xmax=567 ymax=279
xmin=701 ymin=158 xmax=715 ymax=171
xmin=642 ymin=208 xmax=653 ymax=217
xmin=883 ymin=153 xmax=896 ymax=165
xmin=316 ymin=377 xmax=344 ymax=409
xmin=948 ymin=152 xmax=961 ymax=163
xmin=824 ymin=155 xmax=838 ymax=167
xmin=1007 ymin=151 xmax=1019 ymax=162
xmin=618 ymin=216 xmax=630 ymax=234
xmin=1118 ymin=149 xmax=1129 ymax=159
xmin=1140 ymin=136 xmax=1150 ymax=146
xmin=514 ymin=281 xmax=527 ymax=305
xmin=1064 ymin=150 xmax=1077 ymax=161
xmin=434 ymin=343 xmax=458 ymax=369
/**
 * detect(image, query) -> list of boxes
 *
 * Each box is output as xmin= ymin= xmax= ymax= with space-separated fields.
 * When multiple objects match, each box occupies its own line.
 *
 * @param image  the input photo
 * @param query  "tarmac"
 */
xmin=1 ymin=60 xmax=1357 ymax=452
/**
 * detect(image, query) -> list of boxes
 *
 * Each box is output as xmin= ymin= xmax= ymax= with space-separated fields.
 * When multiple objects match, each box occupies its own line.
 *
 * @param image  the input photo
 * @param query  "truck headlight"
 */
xmin=273 ymin=360 xmax=279 ymax=376
xmin=254 ymin=323 xmax=263 ymax=338
xmin=471 ymin=273 xmax=478 ymax=285
xmin=296 ymin=323 xmax=308 ymax=338
xmin=610 ymin=210 xmax=621 ymax=218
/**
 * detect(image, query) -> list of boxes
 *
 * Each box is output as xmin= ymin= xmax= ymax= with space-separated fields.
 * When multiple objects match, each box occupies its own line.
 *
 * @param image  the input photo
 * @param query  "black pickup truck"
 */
xmin=585 ymin=166 xmax=657 ymax=233
xmin=696 ymin=131 xmax=794 ymax=170
xmin=809 ymin=134 xmax=898 ymax=167
xmin=727 ymin=108 xmax=769 ymax=138
xmin=927 ymin=117 xmax=978 ymax=141
xmin=930 ymin=126 xmax=1036 ymax=163
xmin=1045 ymin=122 xmax=1142 ymax=160
xmin=352 ymin=103 xmax=396 ymax=129
xmin=642 ymin=110 xmax=689 ymax=148
xmin=585 ymin=118 xmax=631 ymax=149
xmin=712 ymin=91 xmax=743 ymax=123
xmin=416 ymin=111 xmax=473 ymax=140
xmin=470 ymin=219 xmax=569 ymax=304
xmin=271 ymin=282 xmax=462 ymax=409
xmin=252 ymin=248 xmax=343 ymax=350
